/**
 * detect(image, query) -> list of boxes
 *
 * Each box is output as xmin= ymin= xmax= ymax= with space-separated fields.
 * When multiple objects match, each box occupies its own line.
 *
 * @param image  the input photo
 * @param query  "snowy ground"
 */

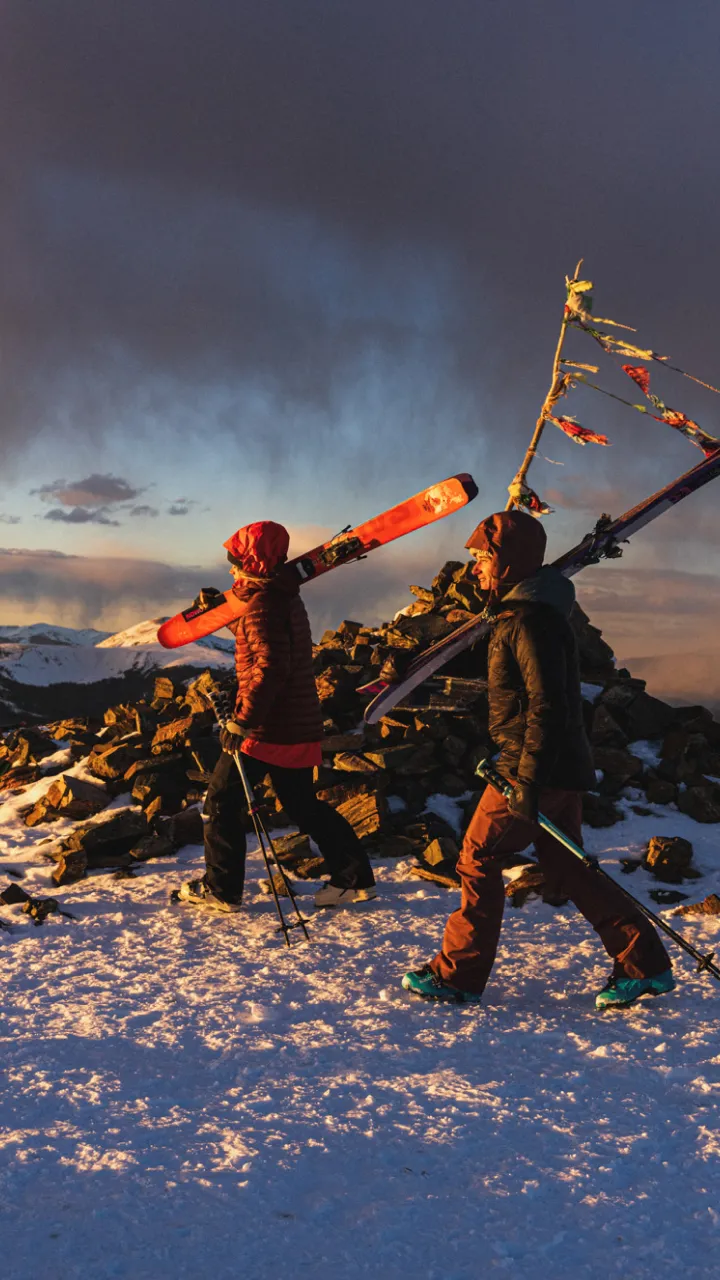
xmin=1 ymin=779 xmax=719 ymax=1279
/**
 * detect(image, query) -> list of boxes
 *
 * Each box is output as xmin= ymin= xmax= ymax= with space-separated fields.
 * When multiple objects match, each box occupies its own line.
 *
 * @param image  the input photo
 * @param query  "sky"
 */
xmin=1 ymin=1 xmax=720 ymax=693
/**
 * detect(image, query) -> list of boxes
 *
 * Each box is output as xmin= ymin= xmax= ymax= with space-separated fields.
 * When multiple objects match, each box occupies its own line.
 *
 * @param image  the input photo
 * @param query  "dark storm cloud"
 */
xmin=2 ymin=0 xmax=720 ymax=494
xmin=32 ymin=474 xmax=144 ymax=508
xmin=43 ymin=507 xmax=120 ymax=526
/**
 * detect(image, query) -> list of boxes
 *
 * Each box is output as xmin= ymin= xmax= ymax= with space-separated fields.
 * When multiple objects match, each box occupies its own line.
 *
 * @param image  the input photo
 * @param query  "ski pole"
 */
xmin=475 ymin=759 xmax=720 ymax=984
xmin=199 ymin=677 xmax=310 ymax=946
xmin=231 ymin=748 xmax=311 ymax=946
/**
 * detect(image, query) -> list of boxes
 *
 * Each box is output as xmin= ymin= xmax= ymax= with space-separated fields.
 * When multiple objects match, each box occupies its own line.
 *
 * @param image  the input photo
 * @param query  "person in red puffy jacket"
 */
xmin=176 ymin=521 xmax=376 ymax=912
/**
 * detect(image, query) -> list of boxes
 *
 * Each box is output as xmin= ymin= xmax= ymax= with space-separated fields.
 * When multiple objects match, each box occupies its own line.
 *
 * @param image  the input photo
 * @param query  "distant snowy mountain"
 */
xmin=0 ymin=618 xmax=234 ymax=725
xmin=0 ymin=623 xmax=111 ymax=647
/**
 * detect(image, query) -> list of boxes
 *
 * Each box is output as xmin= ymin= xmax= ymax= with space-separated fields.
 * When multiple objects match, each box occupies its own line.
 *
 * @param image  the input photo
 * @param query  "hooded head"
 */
xmin=465 ymin=510 xmax=547 ymax=593
xmin=223 ymin=521 xmax=290 ymax=578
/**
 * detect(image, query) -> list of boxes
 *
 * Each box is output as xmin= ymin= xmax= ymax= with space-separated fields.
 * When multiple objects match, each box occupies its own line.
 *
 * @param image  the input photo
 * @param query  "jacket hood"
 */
xmin=223 ymin=521 xmax=290 ymax=576
xmin=502 ymin=565 xmax=576 ymax=618
xmin=465 ymin=510 xmax=547 ymax=591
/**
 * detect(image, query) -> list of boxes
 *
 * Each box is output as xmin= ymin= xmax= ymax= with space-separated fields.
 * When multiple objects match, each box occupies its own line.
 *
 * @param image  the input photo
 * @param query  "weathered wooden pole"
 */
xmin=505 ymin=258 xmax=585 ymax=510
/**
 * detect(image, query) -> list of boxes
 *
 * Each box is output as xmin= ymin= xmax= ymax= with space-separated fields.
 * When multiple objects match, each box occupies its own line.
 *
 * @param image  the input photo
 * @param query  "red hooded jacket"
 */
xmin=223 ymin=523 xmax=323 ymax=759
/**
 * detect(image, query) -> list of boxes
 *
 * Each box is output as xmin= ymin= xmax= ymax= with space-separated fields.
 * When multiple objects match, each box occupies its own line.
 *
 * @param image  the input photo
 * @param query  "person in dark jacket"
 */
xmin=176 ymin=521 xmax=376 ymax=913
xmin=402 ymin=510 xmax=674 ymax=1010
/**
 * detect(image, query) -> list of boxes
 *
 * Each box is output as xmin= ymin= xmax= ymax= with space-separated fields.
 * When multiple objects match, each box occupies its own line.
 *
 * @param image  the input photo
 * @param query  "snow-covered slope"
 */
xmin=0 ymin=618 xmax=233 ymax=688
xmin=0 ymin=622 xmax=110 ymax=646
xmin=0 ymin=781 xmax=718 ymax=1279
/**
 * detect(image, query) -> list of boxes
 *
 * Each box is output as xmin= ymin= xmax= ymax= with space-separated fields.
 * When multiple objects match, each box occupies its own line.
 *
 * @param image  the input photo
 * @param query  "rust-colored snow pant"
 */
xmin=432 ymin=784 xmax=671 ymax=995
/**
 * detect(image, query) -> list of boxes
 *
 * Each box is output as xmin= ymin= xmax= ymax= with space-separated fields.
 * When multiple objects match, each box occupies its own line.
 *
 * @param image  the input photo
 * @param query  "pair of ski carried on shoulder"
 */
xmin=158 ymin=449 xmax=720 ymax=720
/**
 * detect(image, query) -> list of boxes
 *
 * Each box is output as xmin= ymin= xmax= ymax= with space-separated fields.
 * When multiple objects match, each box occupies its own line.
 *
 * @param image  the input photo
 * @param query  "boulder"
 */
xmin=677 ymin=785 xmax=720 ymax=824
xmin=45 ymin=774 xmax=107 ymax=819
xmin=593 ymin=748 xmax=643 ymax=788
xmin=52 ymin=850 xmax=88 ymax=886
xmin=644 ymin=835 xmax=694 ymax=882
xmin=423 ymin=836 xmax=459 ymax=867
xmin=590 ymin=705 xmax=628 ymax=749
xmin=673 ymin=893 xmax=720 ymax=917
xmin=644 ymin=777 xmax=677 ymax=806
xmin=87 ymin=741 xmax=145 ymax=781
xmin=582 ymin=793 xmax=623 ymax=827
xmin=336 ymin=790 xmax=389 ymax=839
xmin=65 ymin=809 xmax=148 ymax=866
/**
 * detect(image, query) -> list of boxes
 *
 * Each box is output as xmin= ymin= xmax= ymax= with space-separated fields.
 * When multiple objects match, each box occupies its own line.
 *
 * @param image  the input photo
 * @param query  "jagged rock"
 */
xmin=5 ymin=727 xmax=60 ymax=767
xmin=130 ymin=760 xmax=189 ymax=813
xmin=332 ymin=752 xmax=381 ymax=774
xmin=677 ymin=785 xmax=720 ymax=824
xmin=582 ymin=793 xmax=622 ymax=827
xmin=23 ymin=797 xmax=58 ymax=827
xmin=0 ymin=765 xmax=42 ymax=793
xmin=397 ymin=743 xmax=441 ymax=776
xmin=363 ymin=745 xmax=418 ymax=771
xmin=23 ymin=896 xmax=62 ymax=925
xmin=313 ymin=647 xmax=352 ymax=673
xmin=336 ymin=790 xmax=389 ymax=839
xmin=0 ymin=882 xmax=31 ymax=905
xmin=440 ymin=735 xmax=466 ymax=768
xmin=411 ymin=863 xmax=460 ymax=888
xmin=316 ymin=779 xmax=381 ymax=806
xmin=321 ymin=733 xmax=367 ymax=755
xmin=431 ymin=560 xmax=465 ymax=596
xmin=87 ymin=741 xmax=145 ymax=781
xmin=151 ymin=712 xmax=213 ymax=753
xmin=644 ymin=777 xmax=677 ymax=806
xmin=315 ymin=665 xmax=360 ymax=715
xmin=644 ymin=835 xmax=694 ymax=882
xmin=52 ymin=849 xmax=88 ymax=886
xmin=648 ymin=889 xmax=688 ymax=905
xmin=129 ymin=833 xmax=176 ymax=861
xmin=45 ymin=775 xmax=107 ymax=819
xmin=408 ymin=585 xmax=435 ymax=604
xmin=153 ymin=676 xmax=177 ymax=702
xmin=593 ymin=748 xmax=643 ymax=788
xmin=290 ymin=855 xmax=327 ymax=880
xmin=590 ymin=705 xmax=628 ymax=749
xmin=423 ymin=836 xmax=459 ymax=867
xmin=273 ymin=833 xmax=312 ymax=865
xmin=64 ymin=809 xmax=148 ymax=866
xmin=259 ymin=871 xmax=292 ymax=898
xmin=337 ymin=619 xmax=363 ymax=637
xmin=167 ymin=806 xmax=204 ymax=848
xmin=623 ymin=691 xmax=675 ymax=740
xmin=673 ymin=893 xmax=720 ymax=916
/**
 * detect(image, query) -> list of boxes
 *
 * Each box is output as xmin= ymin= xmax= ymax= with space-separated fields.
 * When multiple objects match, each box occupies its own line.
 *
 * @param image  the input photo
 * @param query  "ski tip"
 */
xmin=356 ymin=678 xmax=390 ymax=697
xmin=457 ymin=473 xmax=479 ymax=502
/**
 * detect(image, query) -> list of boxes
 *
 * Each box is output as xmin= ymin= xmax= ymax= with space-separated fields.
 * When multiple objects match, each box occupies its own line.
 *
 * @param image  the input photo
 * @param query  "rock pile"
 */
xmin=1 ymin=557 xmax=719 ymax=899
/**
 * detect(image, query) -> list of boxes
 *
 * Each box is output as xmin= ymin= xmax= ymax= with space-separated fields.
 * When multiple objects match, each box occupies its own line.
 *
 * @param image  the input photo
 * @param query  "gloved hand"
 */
xmin=193 ymin=586 xmax=225 ymax=610
xmin=219 ymin=720 xmax=248 ymax=753
xmin=508 ymin=781 xmax=539 ymax=823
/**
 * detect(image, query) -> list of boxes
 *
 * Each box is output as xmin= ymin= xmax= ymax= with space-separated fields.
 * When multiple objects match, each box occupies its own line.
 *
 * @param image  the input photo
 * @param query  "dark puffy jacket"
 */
xmin=487 ymin=566 xmax=596 ymax=791
xmin=231 ymin=569 xmax=323 ymax=743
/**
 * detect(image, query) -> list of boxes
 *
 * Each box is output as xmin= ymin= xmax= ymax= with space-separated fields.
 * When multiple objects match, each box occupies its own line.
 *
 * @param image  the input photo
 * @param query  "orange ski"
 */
xmin=157 ymin=474 xmax=478 ymax=648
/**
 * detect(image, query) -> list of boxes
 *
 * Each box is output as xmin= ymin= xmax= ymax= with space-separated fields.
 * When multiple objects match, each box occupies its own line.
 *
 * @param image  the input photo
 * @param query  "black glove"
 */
xmin=219 ymin=720 xmax=249 ymax=753
xmin=193 ymin=586 xmax=225 ymax=611
xmin=508 ymin=781 xmax=539 ymax=823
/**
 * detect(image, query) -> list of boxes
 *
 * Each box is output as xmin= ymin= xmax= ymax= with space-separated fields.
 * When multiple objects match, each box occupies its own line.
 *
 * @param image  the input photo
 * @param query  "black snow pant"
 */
xmin=203 ymin=751 xmax=376 ymax=903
